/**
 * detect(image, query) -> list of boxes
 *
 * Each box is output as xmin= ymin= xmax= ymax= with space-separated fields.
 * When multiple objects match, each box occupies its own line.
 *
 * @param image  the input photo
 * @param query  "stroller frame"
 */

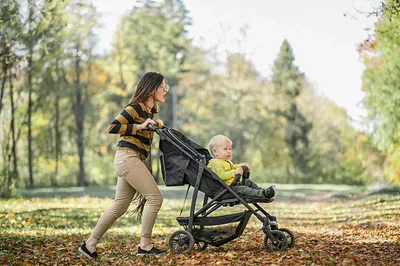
xmin=154 ymin=126 xmax=292 ymax=252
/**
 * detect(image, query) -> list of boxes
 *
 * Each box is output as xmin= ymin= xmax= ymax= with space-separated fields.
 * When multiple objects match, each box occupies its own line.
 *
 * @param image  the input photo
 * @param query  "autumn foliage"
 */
xmin=1 ymin=185 xmax=399 ymax=265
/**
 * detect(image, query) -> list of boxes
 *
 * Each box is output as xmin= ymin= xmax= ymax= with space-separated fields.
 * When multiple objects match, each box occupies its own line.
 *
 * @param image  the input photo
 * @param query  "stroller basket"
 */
xmin=177 ymin=211 xmax=252 ymax=247
xmin=177 ymin=211 xmax=249 ymax=226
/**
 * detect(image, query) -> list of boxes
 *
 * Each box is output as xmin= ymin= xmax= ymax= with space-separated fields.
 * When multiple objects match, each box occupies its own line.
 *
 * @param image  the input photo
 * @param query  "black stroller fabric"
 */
xmin=159 ymin=129 xmax=235 ymax=199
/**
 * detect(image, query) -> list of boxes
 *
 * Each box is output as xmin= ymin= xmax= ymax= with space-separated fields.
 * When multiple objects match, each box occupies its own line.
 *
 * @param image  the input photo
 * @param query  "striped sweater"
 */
xmin=108 ymin=102 xmax=154 ymax=161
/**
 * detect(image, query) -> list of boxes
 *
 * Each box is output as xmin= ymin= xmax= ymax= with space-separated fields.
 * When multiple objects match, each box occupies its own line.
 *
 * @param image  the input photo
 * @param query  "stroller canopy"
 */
xmin=159 ymin=128 xmax=232 ymax=199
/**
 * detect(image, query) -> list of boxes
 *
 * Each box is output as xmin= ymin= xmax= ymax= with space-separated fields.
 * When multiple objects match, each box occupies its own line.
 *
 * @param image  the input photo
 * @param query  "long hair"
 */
xmin=129 ymin=72 xmax=164 ymax=113
xmin=130 ymin=192 xmax=147 ymax=220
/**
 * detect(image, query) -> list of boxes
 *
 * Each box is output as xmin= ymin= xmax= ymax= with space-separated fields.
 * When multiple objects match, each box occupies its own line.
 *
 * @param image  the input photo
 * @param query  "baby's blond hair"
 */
xmin=208 ymin=135 xmax=232 ymax=157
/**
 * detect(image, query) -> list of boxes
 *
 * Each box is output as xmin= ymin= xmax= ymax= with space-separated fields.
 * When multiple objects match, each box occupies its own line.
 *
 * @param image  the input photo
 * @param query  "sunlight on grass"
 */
xmin=1 ymin=195 xmax=398 ymax=232
xmin=0 ymin=185 xmax=399 ymax=265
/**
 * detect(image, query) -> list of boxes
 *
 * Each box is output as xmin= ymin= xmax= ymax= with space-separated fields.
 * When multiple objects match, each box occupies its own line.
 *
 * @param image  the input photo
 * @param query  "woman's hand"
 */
xmin=154 ymin=119 xmax=164 ymax=129
xmin=139 ymin=118 xmax=158 ymax=130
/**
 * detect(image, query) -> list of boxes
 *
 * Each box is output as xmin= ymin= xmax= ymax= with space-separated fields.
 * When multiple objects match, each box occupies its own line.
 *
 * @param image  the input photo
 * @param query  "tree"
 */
xmin=297 ymin=86 xmax=385 ymax=185
xmin=359 ymin=0 xmax=400 ymax=183
xmin=33 ymin=0 xmax=70 ymax=185
xmin=271 ymin=40 xmax=312 ymax=182
xmin=0 ymin=0 xmax=23 ymax=196
xmin=110 ymin=0 xmax=191 ymax=126
xmin=22 ymin=0 xmax=55 ymax=187
xmin=64 ymin=0 xmax=99 ymax=186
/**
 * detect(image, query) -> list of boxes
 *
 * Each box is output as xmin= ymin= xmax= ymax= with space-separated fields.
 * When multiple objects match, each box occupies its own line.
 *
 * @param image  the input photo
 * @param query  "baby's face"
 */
xmin=213 ymin=140 xmax=232 ymax=160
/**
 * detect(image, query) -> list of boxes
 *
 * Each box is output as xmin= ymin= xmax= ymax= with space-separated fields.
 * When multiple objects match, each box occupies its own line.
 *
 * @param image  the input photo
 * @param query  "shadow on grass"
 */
xmin=368 ymin=184 xmax=400 ymax=196
xmin=15 ymin=184 xmax=399 ymax=203
xmin=16 ymin=186 xmax=340 ymax=202
xmin=0 ymin=207 xmax=140 ymax=230
xmin=18 ymin=186 xmax=203 ymax=199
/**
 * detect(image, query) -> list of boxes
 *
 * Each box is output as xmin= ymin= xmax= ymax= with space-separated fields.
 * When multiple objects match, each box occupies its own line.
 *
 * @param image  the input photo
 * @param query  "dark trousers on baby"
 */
xmin=232 ymin=179 xmax=265 ymax=198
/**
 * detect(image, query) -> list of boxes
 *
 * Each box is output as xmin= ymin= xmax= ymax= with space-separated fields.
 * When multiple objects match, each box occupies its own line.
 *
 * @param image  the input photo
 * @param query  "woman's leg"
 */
xmin=85 ymin=150 xmax=135 ymax=252
xmin=86 ymin=177 xmax=135 ymax=251
xmin=123 ymin=151 xmax=163 ymax=250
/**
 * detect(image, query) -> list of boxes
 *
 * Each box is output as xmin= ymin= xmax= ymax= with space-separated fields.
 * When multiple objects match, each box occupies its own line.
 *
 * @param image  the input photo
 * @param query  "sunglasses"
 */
xmin=159 ymin=83 xmax=170 ymax=92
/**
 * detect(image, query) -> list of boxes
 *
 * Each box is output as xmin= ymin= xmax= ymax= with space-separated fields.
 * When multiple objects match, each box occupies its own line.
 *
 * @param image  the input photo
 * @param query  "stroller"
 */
xmin=153 ymin=125 xmax=295 ymax=253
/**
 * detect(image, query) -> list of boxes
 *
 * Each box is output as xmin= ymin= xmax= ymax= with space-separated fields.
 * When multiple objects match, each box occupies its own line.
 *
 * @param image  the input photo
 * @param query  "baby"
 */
xmin=207 ymin=134 xmax=276 ymax=199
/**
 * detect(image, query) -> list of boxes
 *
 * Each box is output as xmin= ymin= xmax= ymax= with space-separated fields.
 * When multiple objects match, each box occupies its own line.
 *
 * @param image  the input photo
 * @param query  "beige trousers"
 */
xmin=91 ymin=149 xmax=163 ymax=240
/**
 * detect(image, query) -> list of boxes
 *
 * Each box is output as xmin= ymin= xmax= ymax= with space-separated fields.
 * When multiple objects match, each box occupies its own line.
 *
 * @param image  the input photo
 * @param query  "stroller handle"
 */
xmin=148 ymin=123 xmax=158 ymax=131
xmin=148 ymin=122 xmax=164 ymax=134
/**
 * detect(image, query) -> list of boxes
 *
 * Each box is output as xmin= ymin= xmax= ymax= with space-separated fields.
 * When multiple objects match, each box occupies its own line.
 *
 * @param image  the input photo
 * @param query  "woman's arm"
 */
xmin=108 ymin=104 xmax=149 ymax=135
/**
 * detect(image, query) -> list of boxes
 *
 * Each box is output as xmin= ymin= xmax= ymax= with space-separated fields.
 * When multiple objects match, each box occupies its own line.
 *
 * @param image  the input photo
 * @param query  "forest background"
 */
xmin=1 ymin=0 xmax=400 ymax=197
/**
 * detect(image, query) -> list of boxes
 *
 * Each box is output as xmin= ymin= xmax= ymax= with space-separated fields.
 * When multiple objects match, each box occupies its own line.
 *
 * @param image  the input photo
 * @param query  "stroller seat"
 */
xmin=194 ymin=167 xmax=275 ymax=206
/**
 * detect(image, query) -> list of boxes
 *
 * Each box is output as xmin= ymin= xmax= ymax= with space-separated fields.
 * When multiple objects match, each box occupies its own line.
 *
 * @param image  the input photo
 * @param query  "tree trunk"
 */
xmin=74 ymin=45 xmax=86 ymax=186
xmin=1 ymin=68 xmax=10 ymax=197
xmin=0 ymin=71 xmax=6 ymax=116
xmin=9 ymin=71 xmax=18 ymax=187
xmin=76 ymin=112 xmax=85 ymax=186
xmin=0 ymin=42 xmax=11 ymax=116
xmin=54 ymin=61 xmax=62 ymax=185
xmin=27 ymin=52 xmax=34 ymax=187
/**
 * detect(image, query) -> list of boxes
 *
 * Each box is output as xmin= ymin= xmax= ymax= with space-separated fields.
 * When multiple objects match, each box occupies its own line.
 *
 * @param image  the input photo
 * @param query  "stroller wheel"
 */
xmin=279 ymin=228 xmax=295 ymax=248
xmin=195 ymin=241 xmax=208 ymax=251
xmin=168 ymin=230 xmax=195 ymax=254
xmin=263 ymin=230 xmax=288 ymax=252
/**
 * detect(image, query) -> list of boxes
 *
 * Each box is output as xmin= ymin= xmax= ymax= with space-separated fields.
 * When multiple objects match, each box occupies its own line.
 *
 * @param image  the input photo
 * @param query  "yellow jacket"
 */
xmin=207 ymin=158 xmax=244 ymax=185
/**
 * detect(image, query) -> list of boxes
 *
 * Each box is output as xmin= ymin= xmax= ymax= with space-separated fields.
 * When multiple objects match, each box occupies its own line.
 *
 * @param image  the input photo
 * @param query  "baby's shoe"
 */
xmin=263 ymin=185 xmax=276 ymax=198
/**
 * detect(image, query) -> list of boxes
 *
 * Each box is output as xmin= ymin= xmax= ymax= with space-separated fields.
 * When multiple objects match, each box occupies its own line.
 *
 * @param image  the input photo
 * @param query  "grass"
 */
xmin=0 ymin=184 xmax=399 ymax=265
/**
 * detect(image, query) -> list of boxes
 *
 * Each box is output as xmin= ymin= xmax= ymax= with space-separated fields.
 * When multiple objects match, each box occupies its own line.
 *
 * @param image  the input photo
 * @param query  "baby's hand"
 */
xmin=243 ymin=163 xmax=251 ymax=172
xmin=235 ymin=168 xmax=243 ymax=176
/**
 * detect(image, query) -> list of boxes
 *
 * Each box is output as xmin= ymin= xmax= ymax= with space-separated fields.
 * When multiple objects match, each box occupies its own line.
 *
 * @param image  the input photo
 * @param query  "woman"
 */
xmin=79 ymin=72 xmax=169 ymax=258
